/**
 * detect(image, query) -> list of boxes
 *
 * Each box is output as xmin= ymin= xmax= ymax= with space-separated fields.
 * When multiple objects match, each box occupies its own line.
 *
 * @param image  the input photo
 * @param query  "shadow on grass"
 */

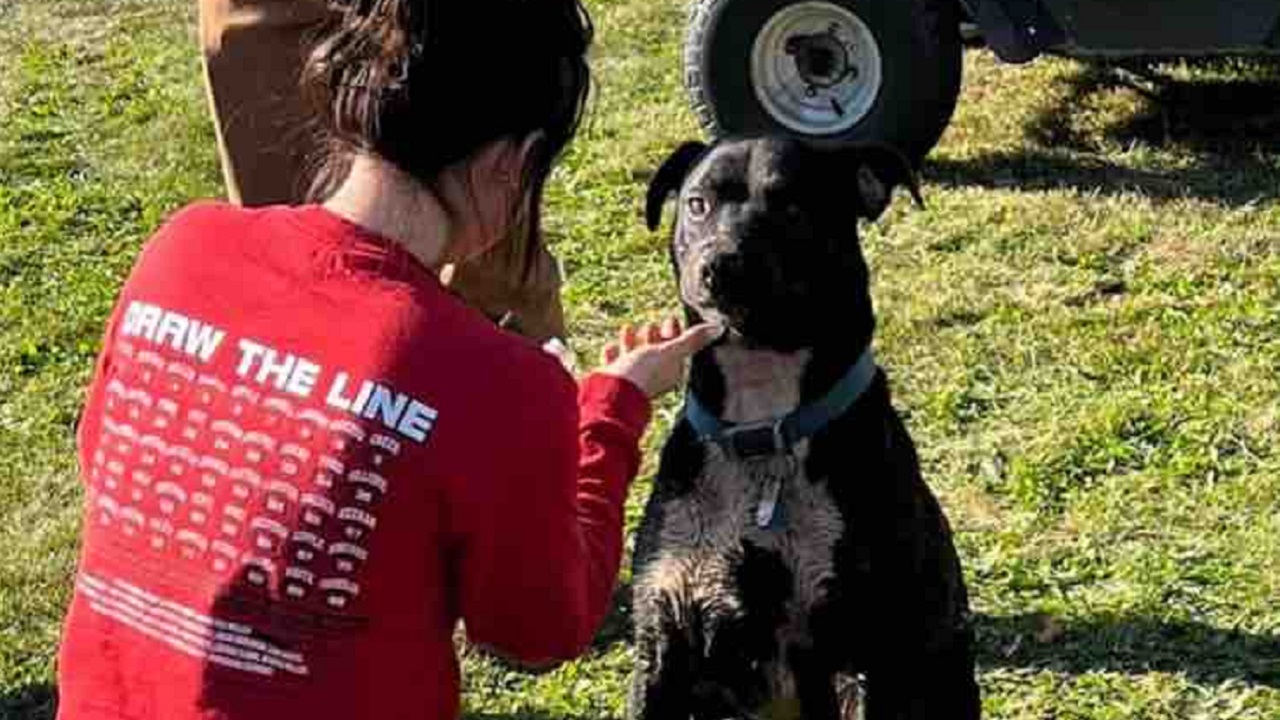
xmin=19 ymin=600 xmax=1275 ymax=719
xmin=931 ymin=63 xmax=1280 ymax=205
xmin=976 ymin=612 xmax=1280 ymax=688
xmin=592 ymin=585 xmax=1278 ymax=688
xmin=1 ymin=682 xmax=56 ymax=720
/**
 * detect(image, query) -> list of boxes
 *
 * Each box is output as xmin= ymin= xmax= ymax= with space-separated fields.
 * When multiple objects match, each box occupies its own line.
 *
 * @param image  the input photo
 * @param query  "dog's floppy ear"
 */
xmin=646 ymin=141 xmax=708 ymax=231
xmin=845 ymin=144 xmax=923 ymax=221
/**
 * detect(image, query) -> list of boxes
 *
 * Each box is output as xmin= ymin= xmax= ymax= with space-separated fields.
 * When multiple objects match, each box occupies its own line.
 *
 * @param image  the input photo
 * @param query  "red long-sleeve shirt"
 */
xmin=56 ymin=203 xmax=651 ymax=720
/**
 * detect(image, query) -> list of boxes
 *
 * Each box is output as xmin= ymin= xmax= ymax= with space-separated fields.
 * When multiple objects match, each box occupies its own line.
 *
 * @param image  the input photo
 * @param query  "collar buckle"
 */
xmin=716 ymin=419 xmax=788 ymax=459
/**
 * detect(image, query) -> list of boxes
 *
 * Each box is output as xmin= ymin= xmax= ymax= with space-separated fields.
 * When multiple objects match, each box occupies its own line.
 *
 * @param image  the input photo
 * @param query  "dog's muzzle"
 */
xmin=681 ymin=250 xmax=764 ymax=329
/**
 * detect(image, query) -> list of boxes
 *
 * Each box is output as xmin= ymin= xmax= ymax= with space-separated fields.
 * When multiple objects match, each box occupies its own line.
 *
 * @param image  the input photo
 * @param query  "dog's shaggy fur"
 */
xmin=629 ymin=138 xmax=980 ymax=720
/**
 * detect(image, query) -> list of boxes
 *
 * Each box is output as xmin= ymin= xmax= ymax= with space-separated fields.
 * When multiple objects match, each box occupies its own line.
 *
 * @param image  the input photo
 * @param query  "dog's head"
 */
xmin=646 ymin=137 xmax=920 ymax=353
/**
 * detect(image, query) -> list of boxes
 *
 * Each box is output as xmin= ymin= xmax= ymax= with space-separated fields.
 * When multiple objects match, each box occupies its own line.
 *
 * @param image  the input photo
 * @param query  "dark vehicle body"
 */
xmin=971 ymin=0 xmax=1280 ymax=63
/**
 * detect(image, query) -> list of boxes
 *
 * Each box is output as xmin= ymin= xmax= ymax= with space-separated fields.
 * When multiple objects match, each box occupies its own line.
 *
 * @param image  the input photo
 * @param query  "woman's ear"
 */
xmin=449 ymin=137 xmax=539 ymax=261
xmin=484 ymin=132 xmax=545 ymax=187
xmin=515 ymin=132 xmax=545 ymax=176
xmin=469 ymin=138 xmax=519 ymax=188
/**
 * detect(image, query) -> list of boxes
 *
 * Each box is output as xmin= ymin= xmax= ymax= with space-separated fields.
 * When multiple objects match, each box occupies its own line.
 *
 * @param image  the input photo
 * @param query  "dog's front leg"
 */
xmin=861 ymin=628 xmax=980 ymax=719
xmin=791 ymin=647 xmax=843 ymax=720
xmin=628 ymin=602 xmax=695 ymax=720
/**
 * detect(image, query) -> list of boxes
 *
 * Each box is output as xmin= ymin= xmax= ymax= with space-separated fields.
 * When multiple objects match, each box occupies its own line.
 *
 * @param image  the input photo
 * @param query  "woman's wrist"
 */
xmin=579 ymin=372 xmax=652 ymax=439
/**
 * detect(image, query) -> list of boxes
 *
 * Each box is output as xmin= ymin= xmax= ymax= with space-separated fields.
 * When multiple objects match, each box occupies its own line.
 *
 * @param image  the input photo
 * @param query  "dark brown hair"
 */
xmin=303 ymin=0 xmax=593 ymax=279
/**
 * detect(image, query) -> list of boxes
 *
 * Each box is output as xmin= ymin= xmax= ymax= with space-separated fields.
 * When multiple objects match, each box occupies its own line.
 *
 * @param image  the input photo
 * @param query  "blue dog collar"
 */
xmin=682 ymin=348 xmax=878 ymax=459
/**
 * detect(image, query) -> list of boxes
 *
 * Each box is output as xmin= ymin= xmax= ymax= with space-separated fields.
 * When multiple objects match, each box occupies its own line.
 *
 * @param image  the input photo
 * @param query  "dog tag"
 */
xmin=756 ymin=476 xmax=783 ymax=529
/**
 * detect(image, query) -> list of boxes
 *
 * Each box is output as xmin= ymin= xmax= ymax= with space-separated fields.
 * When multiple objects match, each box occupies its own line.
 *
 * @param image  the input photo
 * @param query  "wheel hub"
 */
xmin=787 ymin=30 xmax=857 ymax=90
xmin=750 ymin=2 xmax=883 ymax=136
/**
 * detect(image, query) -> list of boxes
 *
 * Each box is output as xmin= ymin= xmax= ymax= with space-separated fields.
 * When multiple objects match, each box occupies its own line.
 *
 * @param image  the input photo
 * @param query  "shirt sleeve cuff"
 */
xmin=578 ymin=373 xmax=652 ymax=438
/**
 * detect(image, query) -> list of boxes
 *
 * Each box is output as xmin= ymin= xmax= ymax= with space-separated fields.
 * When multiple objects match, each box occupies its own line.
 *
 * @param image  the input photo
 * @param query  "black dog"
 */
xmin=629 ymin=137 xmax=980 ymax=720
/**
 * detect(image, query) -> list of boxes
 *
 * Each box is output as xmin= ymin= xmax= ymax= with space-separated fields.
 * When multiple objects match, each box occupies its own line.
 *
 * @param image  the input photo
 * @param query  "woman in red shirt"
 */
xmin=55 ymin=1 xmax=718 ymax=718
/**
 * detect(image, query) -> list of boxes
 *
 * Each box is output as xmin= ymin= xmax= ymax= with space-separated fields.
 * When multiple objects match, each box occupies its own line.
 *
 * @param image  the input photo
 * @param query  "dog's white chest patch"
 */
xmin=640 ymin=345 xmax=844 ymax=622
xmin=708 ymin=447 xmax=843 ymax=610
xmin=633 ymin=344 xmax=856 ymax=708
xmin=638 ymin=445 xmax=846 ymax=708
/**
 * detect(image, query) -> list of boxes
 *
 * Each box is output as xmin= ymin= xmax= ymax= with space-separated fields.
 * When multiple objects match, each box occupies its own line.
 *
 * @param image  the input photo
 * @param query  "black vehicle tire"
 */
xmin=686 ymin=0 xmax=962 ymax=166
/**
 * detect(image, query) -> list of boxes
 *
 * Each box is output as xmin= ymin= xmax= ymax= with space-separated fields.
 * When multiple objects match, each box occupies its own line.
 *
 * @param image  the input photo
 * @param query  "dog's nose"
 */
xmin=701 ymin=254 xmax=763 ymax=313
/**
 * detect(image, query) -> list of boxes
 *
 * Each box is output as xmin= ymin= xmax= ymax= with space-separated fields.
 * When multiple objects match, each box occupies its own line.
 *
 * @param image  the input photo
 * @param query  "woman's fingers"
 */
xmin=661 ymin=316 xmax=681 ymax=341
xmin=619 ymin=324 xmax=638 ymax=352
xmin=662 ymin=322 xmax=724 ymax=358
xmin=621 ymin=321 xmax=679 ymax=351
xmin=645 ymin=323 xmax=664 ymax=345
xmin=597 ymin=318 xmax=724 ymax=398
xmin=601 ymin=317 xmax=717 ymax=369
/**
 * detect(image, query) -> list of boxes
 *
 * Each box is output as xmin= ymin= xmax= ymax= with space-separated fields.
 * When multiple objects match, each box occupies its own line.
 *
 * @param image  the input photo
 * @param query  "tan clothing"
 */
xmin=197 ymin=0 xmax=567 ymax=342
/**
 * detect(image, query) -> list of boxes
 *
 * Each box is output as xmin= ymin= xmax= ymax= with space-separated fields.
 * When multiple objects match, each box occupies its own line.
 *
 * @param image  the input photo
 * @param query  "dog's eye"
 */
xmin=686 ymin=196 xmax=710 ymax=220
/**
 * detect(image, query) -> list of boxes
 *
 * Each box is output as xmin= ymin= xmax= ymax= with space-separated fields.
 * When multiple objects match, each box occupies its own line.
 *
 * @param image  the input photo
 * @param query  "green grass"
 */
xmin=1 ymin=1 xmax=1277 ymax=718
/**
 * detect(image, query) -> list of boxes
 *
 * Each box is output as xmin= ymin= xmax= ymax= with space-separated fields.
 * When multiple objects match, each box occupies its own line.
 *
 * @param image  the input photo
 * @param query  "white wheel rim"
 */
xmin=750 ymin=2 xmax=883 ymax=136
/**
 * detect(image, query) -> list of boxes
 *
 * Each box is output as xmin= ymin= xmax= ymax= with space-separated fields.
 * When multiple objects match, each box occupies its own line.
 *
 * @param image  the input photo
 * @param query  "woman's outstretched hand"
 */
xmin=598 ymin=318 xmax=724 ymax=398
